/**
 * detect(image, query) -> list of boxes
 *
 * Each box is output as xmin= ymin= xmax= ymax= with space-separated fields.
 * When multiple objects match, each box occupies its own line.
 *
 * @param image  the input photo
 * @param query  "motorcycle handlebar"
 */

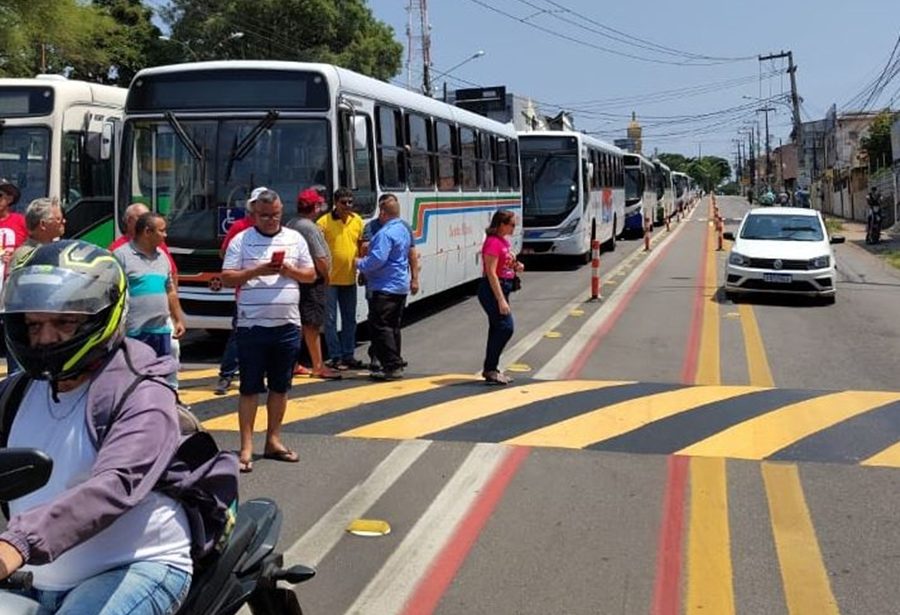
xmin=0 ymin=571 xmax=33 ymax=591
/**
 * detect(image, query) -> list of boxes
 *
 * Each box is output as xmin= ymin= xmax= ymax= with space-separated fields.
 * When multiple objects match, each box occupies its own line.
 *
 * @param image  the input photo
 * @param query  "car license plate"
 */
xmin=763 ymin=273 xmax=792 ymax=284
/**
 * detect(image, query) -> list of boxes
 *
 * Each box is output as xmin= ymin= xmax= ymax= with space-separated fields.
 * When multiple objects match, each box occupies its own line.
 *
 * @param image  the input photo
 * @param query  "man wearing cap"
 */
xmin=222 ymin=188 xmax=316 ymax=472
xmin=286 ymin=189 xmax=341 ymax=380
xmin=0 ymin=179 xmax=27 ymax=273
xmin=214 ymin=187 xmax=265 ymax=394
xmin=317 ymin=187 xmax=365 ymax=370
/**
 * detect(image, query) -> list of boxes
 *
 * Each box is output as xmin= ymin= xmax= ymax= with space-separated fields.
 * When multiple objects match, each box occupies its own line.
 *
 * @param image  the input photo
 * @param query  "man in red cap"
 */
xmin=0 ymin=179 xmax=27 ymax=276
xmin=286 ymin=188 xmax=341 ymax=379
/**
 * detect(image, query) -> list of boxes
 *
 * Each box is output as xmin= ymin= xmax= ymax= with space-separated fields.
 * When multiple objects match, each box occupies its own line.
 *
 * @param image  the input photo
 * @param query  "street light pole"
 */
xmin=427 ymin=50 xmax=485 ymax=98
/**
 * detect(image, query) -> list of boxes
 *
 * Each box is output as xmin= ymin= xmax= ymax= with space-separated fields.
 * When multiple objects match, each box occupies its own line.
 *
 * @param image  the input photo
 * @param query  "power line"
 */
xmin=462 ymin=0 xmax=752 ymax=66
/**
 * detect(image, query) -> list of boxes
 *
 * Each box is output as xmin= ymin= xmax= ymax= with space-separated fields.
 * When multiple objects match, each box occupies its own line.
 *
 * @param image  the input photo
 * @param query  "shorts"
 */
xmin=236 ymin=324 xmax=299 ymax=395
xmin=299 ymin=281 xmax=327 ymax=329
xmin=130 ymin=331 xmax=173 ymax=358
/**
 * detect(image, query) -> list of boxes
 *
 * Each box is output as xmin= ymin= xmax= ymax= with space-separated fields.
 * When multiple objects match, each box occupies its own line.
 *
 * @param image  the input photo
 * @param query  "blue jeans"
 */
xmin=477 ymin=278 xmax=514 ymax=373
xmin=325 ymin=284 xmax=358 ymax=361
xmin=219 ymin=317 xmax=240 ymax=379
xmin=12 ymin=561 xmax=190 ymax=615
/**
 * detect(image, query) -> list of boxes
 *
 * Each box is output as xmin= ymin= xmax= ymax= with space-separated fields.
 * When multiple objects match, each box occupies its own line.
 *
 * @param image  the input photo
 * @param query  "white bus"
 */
xmin=653 ymin=159 xmax=674 ymax=225
xmin=519 ymin=130 xmax=624 ymax=260
xmin=0 ymin=75 xmax=125 ymax=246
xmin=672 ymin=171 xmax=691 ymax=214
xmin=623 ymin=153 xmax=657 ymax=236
xmin=118 ymin=61 xmax=522 ymax=330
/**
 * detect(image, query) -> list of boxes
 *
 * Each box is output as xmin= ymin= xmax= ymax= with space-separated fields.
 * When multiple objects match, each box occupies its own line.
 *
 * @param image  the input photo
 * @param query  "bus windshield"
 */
xmin=0 ymin=126 xmax=50 ymax=206
xmin=624 ymin=167 xmax=641 ymax=205
xmin=121 ymin=117 xmax=330 ymax=250
xmin=521 ymin=151 xmax=578 ymax=225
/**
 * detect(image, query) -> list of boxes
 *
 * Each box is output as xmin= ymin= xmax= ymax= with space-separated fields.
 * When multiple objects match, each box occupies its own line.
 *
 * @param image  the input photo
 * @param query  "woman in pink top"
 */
xmin=477 ymin=210 xmax=524 ymax=385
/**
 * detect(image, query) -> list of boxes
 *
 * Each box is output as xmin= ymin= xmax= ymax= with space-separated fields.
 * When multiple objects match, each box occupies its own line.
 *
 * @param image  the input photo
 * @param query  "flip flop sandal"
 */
xmin=239 ymin=458 xmax=254 ymax=473
xmin=263 ymin=448 xmax=299 ymax=463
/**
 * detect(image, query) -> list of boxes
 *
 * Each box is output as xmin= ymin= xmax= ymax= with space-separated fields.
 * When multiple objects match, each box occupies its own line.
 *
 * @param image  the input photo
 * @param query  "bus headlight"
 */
xmin=558 ymin=218 xmax=579 ymax=236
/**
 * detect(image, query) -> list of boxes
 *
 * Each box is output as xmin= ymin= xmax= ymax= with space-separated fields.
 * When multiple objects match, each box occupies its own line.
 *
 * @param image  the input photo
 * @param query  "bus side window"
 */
xmin=479 ymin=132 xmax=494 ymax=191
xmin=406 ymin=112 xmax=433 ymax=190
xmin=62 ymin=132 xmax=83 ymax=207
xmin=375 ymin=105 xmax=405 ymax=190
xmin=351 ymin=114 xmax=376 ymax=217
xmin=509 ymin=139 xmax=520 ymax=190
xmin=460 ymin=127 xmax=478 ymax=190
xmin=435 ymin=120 xmax=457 ymax=191
xmin=495 ymin=137 xmax=511 ymax=191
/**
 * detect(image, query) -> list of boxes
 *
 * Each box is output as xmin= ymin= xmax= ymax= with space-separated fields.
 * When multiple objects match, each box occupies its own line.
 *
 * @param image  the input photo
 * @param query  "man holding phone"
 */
xmin=221 ymin=189 xmax=316 ymax=473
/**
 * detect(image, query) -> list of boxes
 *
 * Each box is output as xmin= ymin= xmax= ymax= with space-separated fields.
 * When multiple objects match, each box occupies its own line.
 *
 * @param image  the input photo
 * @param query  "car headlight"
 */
xmin=809 ymin=255 xmax=830 ymax=269
xmin=729 ymin=252 xmax=749 ymax=266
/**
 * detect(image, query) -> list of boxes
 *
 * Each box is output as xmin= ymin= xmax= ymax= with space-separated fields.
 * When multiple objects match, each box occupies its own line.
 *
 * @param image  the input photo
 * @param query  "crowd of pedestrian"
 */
xmin=0 ymin=176 xmax=525 ymax=464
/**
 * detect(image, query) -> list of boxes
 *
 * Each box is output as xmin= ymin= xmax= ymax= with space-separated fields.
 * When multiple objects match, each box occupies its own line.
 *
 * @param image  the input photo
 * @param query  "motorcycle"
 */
xmin=0 ymin=448 xmax=315 ymax=615
xmin=866 ymin=200 xmax=883 ymax=245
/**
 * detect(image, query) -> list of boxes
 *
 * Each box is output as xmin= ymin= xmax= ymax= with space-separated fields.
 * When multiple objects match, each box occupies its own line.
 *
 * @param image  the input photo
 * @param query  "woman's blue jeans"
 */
xmin=477 ymin=278 xmax=514 ymax=373
xmin=11 ymin=561 xmax=190 ymax=615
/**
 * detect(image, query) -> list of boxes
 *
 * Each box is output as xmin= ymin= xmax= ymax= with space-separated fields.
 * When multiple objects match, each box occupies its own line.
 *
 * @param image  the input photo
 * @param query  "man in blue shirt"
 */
xmin=356 ymin=194 xmax=413 ymax=381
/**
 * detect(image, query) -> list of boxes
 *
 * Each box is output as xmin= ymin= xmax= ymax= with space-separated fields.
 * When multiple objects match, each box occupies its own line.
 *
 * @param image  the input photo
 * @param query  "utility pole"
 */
xmin=756 ymin=106 xmax=775 ymax=186
xmin=759 ymin=50 xmax=802 ymax=145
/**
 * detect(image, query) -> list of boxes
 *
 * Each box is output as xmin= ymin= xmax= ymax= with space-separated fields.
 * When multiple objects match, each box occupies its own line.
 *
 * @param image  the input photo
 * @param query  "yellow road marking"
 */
xmin=695 ymin=224 xmax=720 ymax=385
xmin=678 ymin=390 xmax=900 ymax=459
xmin=178 ymin=367 xmax=221 ymax=382
xmin=201 ymin=374 xmax=478 ymax=431
xmin=687 ymin=457 xmax=734 ymax=614
xmin=738 ymin=304 xmax=774 ymax=387
xmin=178 ymin=372 xmax=323 ymax=405
xmin=861 ymin=441 xmax=900 ymax=467
xmin=504 ymin=385 xmax=760 ymax=449
xmin=342 ymin=380 xmax=629 ymax=440
xmin=762 ymin=463 xmax=839 ymax=615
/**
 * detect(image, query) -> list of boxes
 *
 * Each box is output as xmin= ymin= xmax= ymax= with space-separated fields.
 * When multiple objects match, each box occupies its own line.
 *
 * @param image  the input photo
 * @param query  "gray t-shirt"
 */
xmin=286 ymin=216 xmax=331 ymax=272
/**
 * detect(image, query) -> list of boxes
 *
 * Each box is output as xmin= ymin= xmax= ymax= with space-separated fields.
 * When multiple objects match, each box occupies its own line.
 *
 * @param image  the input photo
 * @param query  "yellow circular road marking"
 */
xmin=507 ymin=363 xmax=532 ymax=373
xmin=347 ymin=519 xmax=391 ymax=537
xmin=725 ymin=312 xmax=741 ymax=319
xmin=605 ymin=280 xmax=617 ymax=286
xmin=544 ymin=331 xmax=562 ymax=338
xmin=570 ymin=309 xmax=585 ymax=316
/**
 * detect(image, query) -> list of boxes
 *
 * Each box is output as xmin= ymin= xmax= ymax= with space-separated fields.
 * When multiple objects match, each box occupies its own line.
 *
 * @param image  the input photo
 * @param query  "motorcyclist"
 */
xmin=0 ymin=240 xmax=228 ymax=614
xmin=866 ymin=187 xmax=882 ymax=244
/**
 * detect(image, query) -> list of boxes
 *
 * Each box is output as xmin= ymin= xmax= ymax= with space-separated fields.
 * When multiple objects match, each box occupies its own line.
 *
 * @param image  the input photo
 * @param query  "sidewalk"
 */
xmin=825 ymin=215 xmax=900 ymax=266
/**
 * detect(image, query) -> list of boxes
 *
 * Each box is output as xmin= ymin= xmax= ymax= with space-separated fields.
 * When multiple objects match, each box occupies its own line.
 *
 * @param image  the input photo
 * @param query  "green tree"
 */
xmin=164 ymin=0 xmax=403 ymax=80
xmin=657 ymin=153 xmax=690 ymax=173
xmin=687 ymin=156 xmax=731 ymax=192
xmin=860 ymin=109 xmax=894 ymax=171
xmin=0 ymin=0 xmax=158 ymax=85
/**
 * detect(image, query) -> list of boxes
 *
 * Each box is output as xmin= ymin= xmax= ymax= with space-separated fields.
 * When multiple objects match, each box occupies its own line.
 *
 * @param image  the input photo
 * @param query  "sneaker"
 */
xmin=482 ymin=371 xmax=512 ymax=385
xmin=371 ymin=368 xmax=403 ymax=381
xmin=343 ymin=358 xmax=365 ymax=370
xmin=214 ymin=376 xmax=232 ymax=395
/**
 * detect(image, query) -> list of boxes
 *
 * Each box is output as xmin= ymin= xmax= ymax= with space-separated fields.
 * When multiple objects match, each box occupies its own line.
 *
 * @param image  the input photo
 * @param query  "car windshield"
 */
xmin=739 ymin=214 xmax=824 ymax=241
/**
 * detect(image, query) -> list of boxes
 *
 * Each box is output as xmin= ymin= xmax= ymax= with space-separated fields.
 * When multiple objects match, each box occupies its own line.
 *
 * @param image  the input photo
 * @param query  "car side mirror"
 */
xmin=723 ymin=231 xmax=735 ymax=241
xmin=830 ymin=235 xmax=846 ymax=244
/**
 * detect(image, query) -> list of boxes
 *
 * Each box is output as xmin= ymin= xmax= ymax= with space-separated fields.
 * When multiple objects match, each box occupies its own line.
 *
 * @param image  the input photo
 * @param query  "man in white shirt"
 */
xmin=221 ymin=189 xmax=316 ymax=473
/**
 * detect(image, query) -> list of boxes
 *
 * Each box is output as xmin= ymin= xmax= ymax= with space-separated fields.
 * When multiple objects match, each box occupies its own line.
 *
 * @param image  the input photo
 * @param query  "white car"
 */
xmin=723 ymin=207 xmax=845 ymax=303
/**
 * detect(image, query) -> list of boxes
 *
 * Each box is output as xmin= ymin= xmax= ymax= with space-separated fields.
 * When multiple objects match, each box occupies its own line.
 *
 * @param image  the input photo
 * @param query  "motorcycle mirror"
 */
xmin=0 ymin=449 xmax=53 ymax=502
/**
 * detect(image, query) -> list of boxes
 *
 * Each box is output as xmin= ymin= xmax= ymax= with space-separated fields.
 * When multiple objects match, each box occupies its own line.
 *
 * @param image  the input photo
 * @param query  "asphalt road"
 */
xmin=12 ymin=195 xmax=900 ymax=614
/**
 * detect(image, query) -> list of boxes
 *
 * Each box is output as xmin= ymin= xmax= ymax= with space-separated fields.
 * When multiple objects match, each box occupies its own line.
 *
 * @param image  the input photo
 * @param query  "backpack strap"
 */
xmin=0 ymin=372 xmax=32 ymax=449
xmin=1 ymin=371 xmax=32 ymax=520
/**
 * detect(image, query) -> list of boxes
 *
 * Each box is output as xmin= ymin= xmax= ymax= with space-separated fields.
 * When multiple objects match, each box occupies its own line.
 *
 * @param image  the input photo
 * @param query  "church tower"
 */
xmin=627 ymin=111 xmax=643 ymax=154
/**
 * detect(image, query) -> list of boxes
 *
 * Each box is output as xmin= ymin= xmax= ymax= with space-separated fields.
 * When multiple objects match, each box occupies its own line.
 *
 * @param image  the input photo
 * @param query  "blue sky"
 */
xmin=369 ymin=0 xmax=899 ymax=161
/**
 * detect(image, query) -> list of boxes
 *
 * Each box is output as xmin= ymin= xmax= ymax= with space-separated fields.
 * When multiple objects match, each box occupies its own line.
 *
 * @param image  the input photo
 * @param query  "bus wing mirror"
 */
xmin=101 ymin=122 xmax=114 ymax=161
xmin=338 ymin=97 xmax=357 ymax=190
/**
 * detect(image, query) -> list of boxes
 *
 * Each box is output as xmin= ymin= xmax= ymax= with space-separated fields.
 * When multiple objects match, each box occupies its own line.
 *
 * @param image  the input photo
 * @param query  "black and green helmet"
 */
xmin=2 ymin=240 xmax=127 ymax=382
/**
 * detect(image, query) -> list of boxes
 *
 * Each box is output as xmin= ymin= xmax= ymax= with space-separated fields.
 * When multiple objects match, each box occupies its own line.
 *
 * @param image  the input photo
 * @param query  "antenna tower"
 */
xmin=406 ymin=0 xmax=432 ymax=94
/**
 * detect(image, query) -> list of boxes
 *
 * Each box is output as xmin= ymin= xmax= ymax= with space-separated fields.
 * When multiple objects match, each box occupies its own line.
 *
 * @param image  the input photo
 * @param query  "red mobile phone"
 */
xmin=270 ymin=250 xmax=285 ymax=265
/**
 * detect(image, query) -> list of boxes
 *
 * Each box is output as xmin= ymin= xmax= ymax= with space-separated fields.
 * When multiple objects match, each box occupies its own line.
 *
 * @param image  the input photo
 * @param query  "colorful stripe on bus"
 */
xmin=410 ymin=194 xmax=522 ymax=245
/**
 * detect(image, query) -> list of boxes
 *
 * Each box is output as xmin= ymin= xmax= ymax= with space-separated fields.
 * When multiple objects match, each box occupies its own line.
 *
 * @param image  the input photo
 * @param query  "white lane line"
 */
xmin=344 ymin=443 xmax=511 ymax=615
xmin=282 ymin=439 xmax=431 ymax=567
xmin=534 ymin=210 xmax=695 ymax=380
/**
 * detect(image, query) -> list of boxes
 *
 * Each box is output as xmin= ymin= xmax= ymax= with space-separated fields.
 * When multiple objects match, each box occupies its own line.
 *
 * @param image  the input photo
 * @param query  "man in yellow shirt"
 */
xmin=317 ymin=187 xmax=364 ymax=369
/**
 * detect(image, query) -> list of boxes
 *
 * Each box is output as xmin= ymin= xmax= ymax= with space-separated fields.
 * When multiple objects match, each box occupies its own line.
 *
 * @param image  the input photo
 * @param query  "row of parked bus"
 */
xmin=0 ymin=63 xmax=696 ymax=330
